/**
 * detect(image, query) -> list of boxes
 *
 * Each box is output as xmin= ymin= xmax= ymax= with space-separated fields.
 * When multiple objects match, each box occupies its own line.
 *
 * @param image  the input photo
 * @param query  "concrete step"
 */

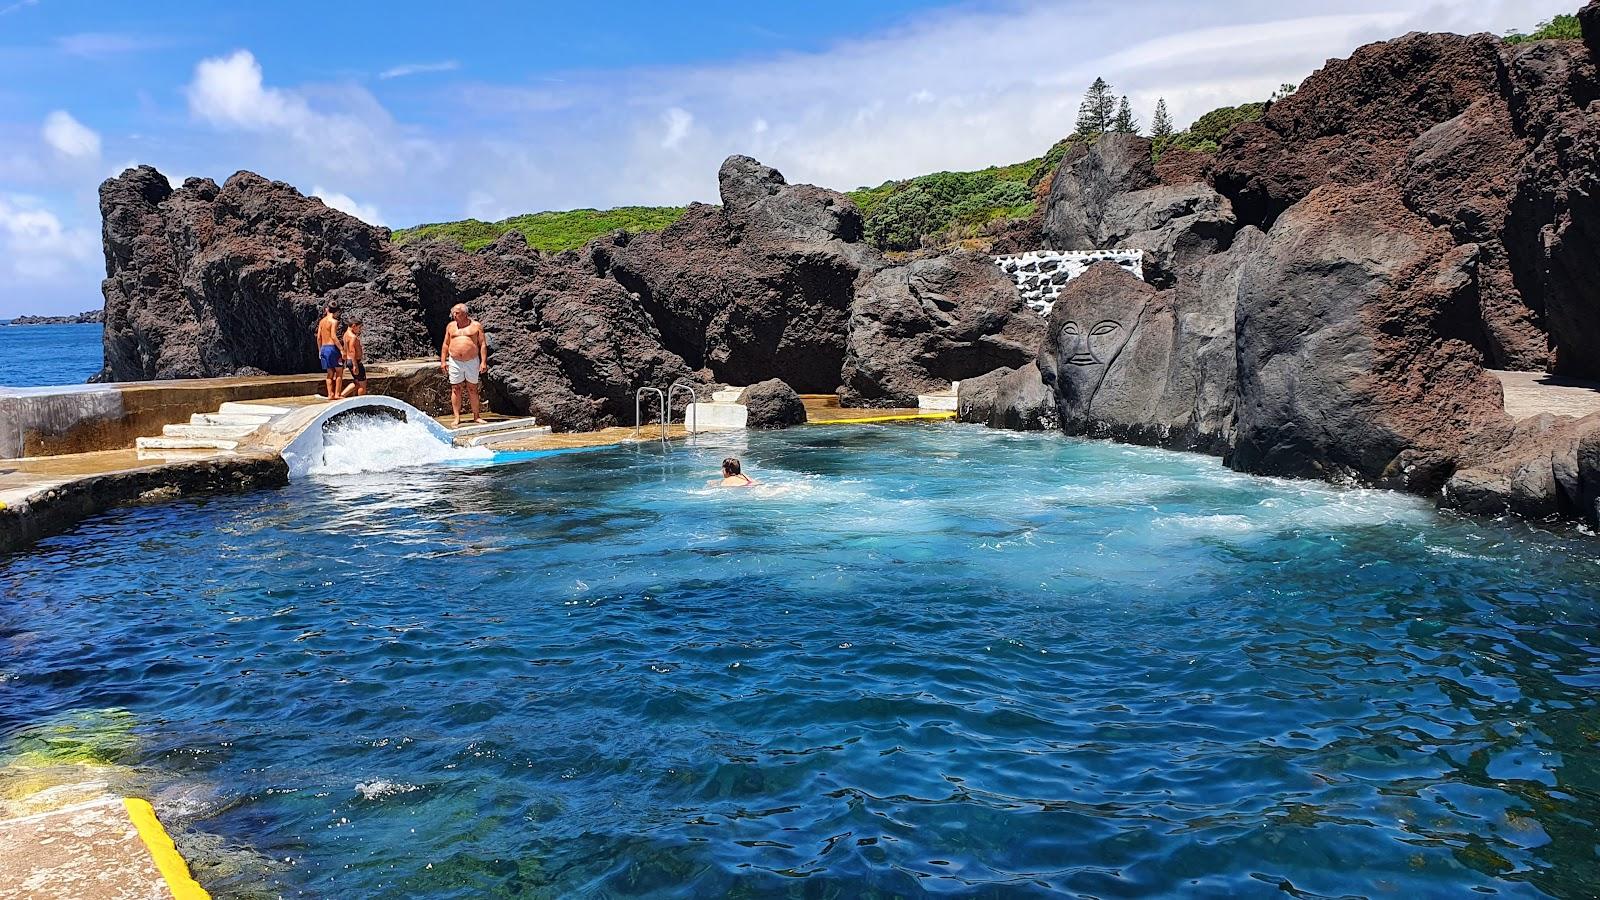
xmin=460 ymin=425 xmax=554 ymax=447
xmin=449 ymin=416 xmax=540 ymax=438
xmin=685 ymin=401 xmax=748 ymax=431
xmin=711 ymin=388 xmax=745 ymax=403
xmin=217 ymin=401 xmax=293 ymax=417
xmin=161 ymin=423 xmax=260 ymax=440
xmin=191 ymin=412 xmax=274 ymax=426
xmin=137 ymin=447 xmax=232 ymax=461
xmin=136 ymin=436 xmax=239 ymax=451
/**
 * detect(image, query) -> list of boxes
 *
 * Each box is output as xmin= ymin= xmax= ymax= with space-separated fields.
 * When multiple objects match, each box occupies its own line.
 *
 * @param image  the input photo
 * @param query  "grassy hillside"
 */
xmin=390 ymin=104 xmax=1271 ymax=256
xmin=393 ymin=206 xmax=688 ymax=252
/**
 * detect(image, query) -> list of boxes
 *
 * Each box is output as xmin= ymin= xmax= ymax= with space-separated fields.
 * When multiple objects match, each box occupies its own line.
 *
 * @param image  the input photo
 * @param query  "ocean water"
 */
xmin=0 ymin=323 xmax=104 ymax=387
xmin=2 ymin=424 xmax=1598 ymax=898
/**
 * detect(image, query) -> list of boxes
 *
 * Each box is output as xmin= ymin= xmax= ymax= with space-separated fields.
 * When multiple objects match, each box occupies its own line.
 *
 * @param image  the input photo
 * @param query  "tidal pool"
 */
xmin=2 ymin=424 xmax=1597 ymax=897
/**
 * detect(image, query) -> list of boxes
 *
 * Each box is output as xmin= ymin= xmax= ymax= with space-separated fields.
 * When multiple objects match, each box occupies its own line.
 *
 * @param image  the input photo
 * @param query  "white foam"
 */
xmin=309 ymin=416 xmax=490 ymax=477
xmin=354 ymin=780 xmax=420 ymax=800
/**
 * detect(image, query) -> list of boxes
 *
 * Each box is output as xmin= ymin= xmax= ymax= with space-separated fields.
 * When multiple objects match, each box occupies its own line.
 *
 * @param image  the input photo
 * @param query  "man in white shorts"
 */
xmin=440 ymin=303 xmax=488 ymax=427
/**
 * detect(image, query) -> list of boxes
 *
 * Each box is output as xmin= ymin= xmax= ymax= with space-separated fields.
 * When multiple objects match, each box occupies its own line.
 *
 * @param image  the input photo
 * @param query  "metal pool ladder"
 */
xmin=634 ymin=386 xmax=668 ymax=446
xmin=668 ymin=379 xmax=700 ymax=443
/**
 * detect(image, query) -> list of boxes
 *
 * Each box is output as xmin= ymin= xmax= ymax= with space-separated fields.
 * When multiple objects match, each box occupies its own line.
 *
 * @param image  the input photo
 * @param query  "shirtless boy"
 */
xmin=440 ymin=303 xmax=488 ymax=426
xmin=316 ymin=302 xmax=342 ymax=400
xmin=340 ymin=316 xmax=368 ymax=398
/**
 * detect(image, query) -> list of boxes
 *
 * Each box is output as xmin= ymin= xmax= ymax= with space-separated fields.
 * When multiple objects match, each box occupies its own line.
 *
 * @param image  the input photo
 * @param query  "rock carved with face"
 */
xmin=1037 ymin=263 xmax=1154 ymax=419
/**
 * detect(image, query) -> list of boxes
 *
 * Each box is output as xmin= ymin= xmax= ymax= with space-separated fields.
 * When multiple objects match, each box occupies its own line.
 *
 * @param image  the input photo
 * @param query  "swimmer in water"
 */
xmin=715 ymin=457 xmax=755 ymax=487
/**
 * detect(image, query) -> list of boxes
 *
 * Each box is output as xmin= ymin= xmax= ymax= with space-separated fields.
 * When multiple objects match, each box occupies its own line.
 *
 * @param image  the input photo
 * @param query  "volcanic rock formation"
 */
xmin=96 ymin=156 xmax=1029 ymax=431
xmin=739 ymin=379 xmax=808 ymax=429
xmin=966 ymin=6 xmax=1600 ymax=527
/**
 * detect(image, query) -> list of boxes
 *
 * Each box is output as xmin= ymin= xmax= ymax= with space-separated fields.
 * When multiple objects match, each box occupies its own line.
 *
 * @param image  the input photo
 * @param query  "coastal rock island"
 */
xmin=93 ymin=2 xmax=1600 ymax=529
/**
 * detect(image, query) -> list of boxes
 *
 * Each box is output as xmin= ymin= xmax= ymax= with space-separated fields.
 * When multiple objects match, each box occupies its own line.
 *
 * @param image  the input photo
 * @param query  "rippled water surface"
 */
xmin=3 ymin=424 xmax=1599 ymax=898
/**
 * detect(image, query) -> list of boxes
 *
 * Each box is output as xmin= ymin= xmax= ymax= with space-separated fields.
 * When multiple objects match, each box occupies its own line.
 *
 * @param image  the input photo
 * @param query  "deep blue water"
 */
xmin=2 ymin=424 xmax=1599 ymax=898
xmin=0 ymin=323 xmax=103 ymax=386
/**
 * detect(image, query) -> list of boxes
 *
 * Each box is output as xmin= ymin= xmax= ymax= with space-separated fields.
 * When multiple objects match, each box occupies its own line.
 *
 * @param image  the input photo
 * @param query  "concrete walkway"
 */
xmin=1490 ymin=370 xmax=1600 ymax=420
xmin=0 ymin=791 xmax=208 ymax=900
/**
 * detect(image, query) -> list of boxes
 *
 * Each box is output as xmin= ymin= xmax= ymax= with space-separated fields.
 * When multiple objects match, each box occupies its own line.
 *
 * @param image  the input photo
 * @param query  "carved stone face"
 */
xmin=1058 ymin=318 xmax=1129 ymax=367
xmin=1040 ymin=278 xmax=1148 ymax=418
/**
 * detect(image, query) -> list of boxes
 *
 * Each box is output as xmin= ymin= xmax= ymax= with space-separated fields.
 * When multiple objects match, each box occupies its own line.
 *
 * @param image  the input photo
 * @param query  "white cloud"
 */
xmin=42 ymin=111 xmax=101 ymax=160
xmin=0 ymin=195 xmax=99 ymax=288
xmin=660 ymin=107 xmax=693 ymax=149
xmin=312 ymin=186 xmax=386 ymax=225
xmin=379 ymin=60 xmax=460 ymax=79
xmin=185 ymin=49 xmax=422 ymax=178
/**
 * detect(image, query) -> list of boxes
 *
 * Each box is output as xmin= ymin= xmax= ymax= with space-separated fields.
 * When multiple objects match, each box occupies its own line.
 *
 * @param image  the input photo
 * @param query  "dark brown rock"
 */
xmin=407 ymin=238 xmax=693 ymax=432
xmin=1230 ymin=184 xmax=1513 ymax=489
xmin=839 ymin=250 xmax=1042 ymax=407
xmin=956 ymin=362 xmax=1056 ymax=431
xmin=739 ymin=378 xmax=807 ymax=429
xmin=1042 ymin=134 xmax=1157 ymax=251
xmin=602 ymin=157 xmax=878 ymax=393
xmin=98 ymin=168 xmax=432 ymax=381
xmin=1583 ymin=0 xmax=1600 ymax=60
xmin=1213 ymin=31 xmax=1506 ymax=229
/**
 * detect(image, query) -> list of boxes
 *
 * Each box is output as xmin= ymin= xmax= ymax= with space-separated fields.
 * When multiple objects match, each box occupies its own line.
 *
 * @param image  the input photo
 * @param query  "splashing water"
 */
xmin=308 ymin=414 xmax=490 ymax=477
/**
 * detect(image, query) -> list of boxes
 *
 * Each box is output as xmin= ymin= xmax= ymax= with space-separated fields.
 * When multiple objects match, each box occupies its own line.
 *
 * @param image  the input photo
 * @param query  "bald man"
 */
xmin=440 ymin=303 xmax=488 ymax=427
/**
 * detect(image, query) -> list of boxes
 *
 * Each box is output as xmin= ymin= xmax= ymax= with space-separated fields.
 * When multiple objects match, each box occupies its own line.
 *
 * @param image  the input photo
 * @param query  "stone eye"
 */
xmin=1090 ymin=321 xmax=1121 ymax=336
xmin=1061 ymin=322 xmax=1082 ymax=336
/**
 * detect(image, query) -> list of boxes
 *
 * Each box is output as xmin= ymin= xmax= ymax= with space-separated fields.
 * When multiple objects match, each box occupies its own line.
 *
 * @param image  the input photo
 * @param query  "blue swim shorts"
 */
xmin=320 ymin=344 xmax=341 ymax=370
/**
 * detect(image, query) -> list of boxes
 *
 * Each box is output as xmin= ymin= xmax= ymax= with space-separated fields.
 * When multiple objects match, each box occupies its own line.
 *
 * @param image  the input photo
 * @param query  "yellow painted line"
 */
xmin=807 ymin=412 xmax=956 ymax=425
xmin=124 ymin=797 xmax=211 ymax=900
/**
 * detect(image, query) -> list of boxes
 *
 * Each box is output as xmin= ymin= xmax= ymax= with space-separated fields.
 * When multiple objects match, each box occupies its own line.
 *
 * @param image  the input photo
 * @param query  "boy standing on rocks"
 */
xmin=316 ymin=302 xmax=342 ymax=400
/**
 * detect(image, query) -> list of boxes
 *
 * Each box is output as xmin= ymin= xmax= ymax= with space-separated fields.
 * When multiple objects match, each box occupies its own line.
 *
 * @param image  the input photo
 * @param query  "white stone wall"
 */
xmin=992 ymin=250 xmax=1145 ymax=316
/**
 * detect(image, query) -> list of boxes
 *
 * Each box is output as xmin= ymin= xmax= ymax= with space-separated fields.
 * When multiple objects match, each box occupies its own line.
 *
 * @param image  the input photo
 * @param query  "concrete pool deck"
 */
xmin=0 ymin=786 xmax=209 ymax=900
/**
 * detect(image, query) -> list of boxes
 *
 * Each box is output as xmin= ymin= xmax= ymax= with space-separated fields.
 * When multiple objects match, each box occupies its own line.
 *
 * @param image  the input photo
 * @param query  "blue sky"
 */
xmin=0 ymin=0 xmax=1574 ymax=315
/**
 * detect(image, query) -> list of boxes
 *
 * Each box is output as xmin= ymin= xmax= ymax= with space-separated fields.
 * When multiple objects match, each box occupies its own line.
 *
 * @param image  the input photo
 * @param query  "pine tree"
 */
xmin=1112 ymin=96 xmax=1139 ymax=134
xmin=1074 ymin=77 xmax=1116 ymax=138
xmin=1150 ymin=98 xmax=1174 ymax=142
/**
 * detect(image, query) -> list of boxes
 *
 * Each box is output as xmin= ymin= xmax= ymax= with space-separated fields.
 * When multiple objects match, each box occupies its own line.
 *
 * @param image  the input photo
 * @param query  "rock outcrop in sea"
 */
xmin=94 ymin=1 xmax=1600 ymax=529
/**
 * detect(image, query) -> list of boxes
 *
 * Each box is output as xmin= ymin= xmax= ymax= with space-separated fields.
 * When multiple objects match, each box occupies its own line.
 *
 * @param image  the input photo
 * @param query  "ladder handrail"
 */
xmin=667 ymin=379 xmax=701 ymax=442
xmin=634 ymin=386 xmax=668 ymax=446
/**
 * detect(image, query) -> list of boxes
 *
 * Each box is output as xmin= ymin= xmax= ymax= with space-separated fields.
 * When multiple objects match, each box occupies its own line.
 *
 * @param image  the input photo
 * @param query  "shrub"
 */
xmin=1504 ymin=13 xmax=1582 ymax=43
xmin=394 ymin=206 xmax=688 ymax=252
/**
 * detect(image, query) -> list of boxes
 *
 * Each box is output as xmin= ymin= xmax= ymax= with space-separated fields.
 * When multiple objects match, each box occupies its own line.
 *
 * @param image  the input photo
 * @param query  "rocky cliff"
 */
xmin=96 ymin=156 xmax=1039 ymax=426
xmin=965 ymin=4 xmax=1600 ymax=528
xmin=96 ymin=3 xmax=1600 ymax=529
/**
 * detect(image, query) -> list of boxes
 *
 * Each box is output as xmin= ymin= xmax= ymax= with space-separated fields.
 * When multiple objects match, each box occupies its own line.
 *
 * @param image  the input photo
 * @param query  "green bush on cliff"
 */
xmin=1504 ymin=13 xmax=1582 ymax=43
xmin=849 ymin=156 xmax=1051 ymax=251
xmin=394 ymin=206 xmax=688 ymax=253
xmin=1165 ymin=101 xmax=1267 ymax=153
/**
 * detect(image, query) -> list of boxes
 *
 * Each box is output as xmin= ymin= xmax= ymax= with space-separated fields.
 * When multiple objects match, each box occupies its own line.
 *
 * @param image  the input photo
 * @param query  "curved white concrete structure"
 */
xmin=253 ymin=396 xmax=455 ymax=479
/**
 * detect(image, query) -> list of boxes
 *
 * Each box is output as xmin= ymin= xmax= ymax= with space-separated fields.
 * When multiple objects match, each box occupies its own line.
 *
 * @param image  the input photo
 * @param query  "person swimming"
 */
xmin=717 ymin=457 xmax=755 ymax=487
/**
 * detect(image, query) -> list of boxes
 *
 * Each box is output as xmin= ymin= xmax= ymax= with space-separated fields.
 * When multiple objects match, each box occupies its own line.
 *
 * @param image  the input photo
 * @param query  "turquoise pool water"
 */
xmin=2 ymin=424 xmax=1598 ymax=897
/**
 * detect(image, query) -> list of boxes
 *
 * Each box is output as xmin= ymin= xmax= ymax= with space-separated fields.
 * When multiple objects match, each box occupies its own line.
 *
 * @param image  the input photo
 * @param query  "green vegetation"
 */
xmin=399 ymin=75 xmax=1293 ymax=256
xmin=1162 ymin=101 xmax=1267 ymax=154
xmin=1504 ymin=13 xmax=1582 ymax=43
xmin=1 ymin=708 xmax=138 ymax=767
xmin=848 ymin=155 xmax=1056 ymax=252
xmin=394 ymin=206 xmax=688 ymax=252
